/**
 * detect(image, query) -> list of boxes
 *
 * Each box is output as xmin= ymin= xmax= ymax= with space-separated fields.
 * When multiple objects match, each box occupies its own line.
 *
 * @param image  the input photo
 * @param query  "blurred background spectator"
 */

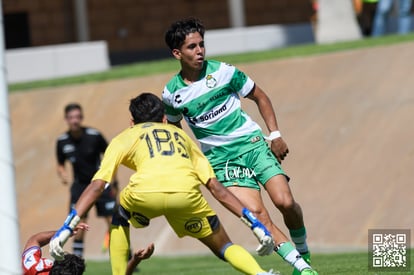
xmin=354 ymin=0 xmax=379 ymax=36
xmin=372 ymin=0 xmax=413 ymax=36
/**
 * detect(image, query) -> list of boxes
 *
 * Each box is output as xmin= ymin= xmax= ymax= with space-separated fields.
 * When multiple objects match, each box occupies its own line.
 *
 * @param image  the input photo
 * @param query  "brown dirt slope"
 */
xmin=11 ymin=41 xmax=414 ymax=259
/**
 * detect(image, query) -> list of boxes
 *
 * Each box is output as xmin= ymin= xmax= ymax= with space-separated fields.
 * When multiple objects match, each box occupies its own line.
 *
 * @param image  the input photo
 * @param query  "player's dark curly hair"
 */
xmin=50 ymin=254 xmax=85 ymax=275
xmin=129 ymin=93 xmax=165 ymax=124
xmin=165 ymin=17 xmax=205 ymax=50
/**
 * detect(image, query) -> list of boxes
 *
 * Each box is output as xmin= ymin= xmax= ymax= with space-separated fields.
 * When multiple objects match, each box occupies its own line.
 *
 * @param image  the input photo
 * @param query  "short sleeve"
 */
xmin=230 ymin=67 xmax=255 ymax=98
xmin=162 ymin=89 xmax=183 ymax=123
xmin=92 ymin=139 xmax=125 ymax=183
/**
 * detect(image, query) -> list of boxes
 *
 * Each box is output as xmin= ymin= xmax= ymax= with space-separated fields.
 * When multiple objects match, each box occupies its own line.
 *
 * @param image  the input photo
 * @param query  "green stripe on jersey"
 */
xmin=183 ymin=85 xmax=230 ymax=111
xmin=164 ymin=102 xmax=181 ymax=116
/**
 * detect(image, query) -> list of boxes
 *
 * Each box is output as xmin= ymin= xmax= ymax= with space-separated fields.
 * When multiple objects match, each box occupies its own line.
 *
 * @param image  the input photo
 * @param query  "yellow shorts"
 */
xmin=120 ymin=190 xmax=218 ymax=239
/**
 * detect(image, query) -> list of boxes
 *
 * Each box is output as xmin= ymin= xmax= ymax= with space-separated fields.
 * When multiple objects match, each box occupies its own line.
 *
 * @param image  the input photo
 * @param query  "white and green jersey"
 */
xmin=162 ymin=60 xmax=264 ymax=166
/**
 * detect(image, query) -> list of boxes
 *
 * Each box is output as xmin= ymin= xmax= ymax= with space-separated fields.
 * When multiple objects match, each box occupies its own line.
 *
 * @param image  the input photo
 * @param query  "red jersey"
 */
xmin=22 ymin=246 xmax=53 ymax=275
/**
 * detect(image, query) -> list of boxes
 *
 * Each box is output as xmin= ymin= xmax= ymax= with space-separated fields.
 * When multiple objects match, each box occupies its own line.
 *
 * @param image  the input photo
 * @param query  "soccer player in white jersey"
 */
xmin=162 ymin=17 xmax=318 ymax=275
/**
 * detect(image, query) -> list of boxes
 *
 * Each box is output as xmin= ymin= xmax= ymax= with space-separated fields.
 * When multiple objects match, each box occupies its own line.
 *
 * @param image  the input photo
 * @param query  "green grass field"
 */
xmin=84 ymin=249 xmax=414 ymax=275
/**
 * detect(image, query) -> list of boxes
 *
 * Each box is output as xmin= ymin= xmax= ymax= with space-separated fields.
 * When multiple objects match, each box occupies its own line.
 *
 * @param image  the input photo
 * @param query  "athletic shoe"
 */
xmin=292 ymin=252 xmax=311 ymax=275
xmin=300 ymin=268 xmax=318 ymax=275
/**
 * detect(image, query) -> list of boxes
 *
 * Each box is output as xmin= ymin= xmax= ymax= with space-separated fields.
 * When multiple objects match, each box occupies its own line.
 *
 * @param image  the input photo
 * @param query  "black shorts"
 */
xmin=70 ymin=183 xmax=116 ymax=218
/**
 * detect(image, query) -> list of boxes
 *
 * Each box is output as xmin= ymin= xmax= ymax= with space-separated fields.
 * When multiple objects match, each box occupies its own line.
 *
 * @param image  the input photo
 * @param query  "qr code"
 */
xmin=369 ymin=229 xmax=411 ymax=271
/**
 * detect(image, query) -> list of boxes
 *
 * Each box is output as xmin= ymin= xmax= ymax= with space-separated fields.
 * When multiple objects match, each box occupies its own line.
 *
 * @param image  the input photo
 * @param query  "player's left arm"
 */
xmin=246 ymin=85 xmax=289 ymax=163
xmin=206 ymin=178 xmax=274 ymax=256
xmin=49 ymin=180 xmax=106 ymax=260
xmin=205 ymin=178 xmax=243 ymax=217
xmin=50 ymin=139 xmax=125 ymax=260
xmin=99 ymin=133 xmax=120 ymax=198
xmin=75 ymin=179 xmax=107 ymax=216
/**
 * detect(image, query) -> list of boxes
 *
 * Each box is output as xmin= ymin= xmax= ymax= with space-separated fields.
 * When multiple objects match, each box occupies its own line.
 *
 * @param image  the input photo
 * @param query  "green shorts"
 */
xmin=213 ymin=140 xmax=289 ymax=190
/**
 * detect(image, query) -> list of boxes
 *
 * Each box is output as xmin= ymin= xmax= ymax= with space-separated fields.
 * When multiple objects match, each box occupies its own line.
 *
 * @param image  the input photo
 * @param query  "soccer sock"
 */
xmin=289 ymin=227 xmax=309 ymax=254
xmin=276 ymin=242 xmax=311 ymax=272
xmin=73 ymin=239 xmax=84 ymax=258
xmin=223 ymin=243 xmax=265 ymax=275
xmin=102 ymin=230 xmax=110 ymax=252
xmin=110 ymin=225 xmax=131 ymax=275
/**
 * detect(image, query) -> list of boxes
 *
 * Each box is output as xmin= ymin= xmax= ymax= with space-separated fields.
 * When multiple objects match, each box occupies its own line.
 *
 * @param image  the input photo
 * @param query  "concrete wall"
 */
xmin=205 ymin=23 xmax=314 ymax=56
xmin=7 ymin=24 xmax=314 ymax=84
xmin=6 ymin=41 xmax=109 ymax=84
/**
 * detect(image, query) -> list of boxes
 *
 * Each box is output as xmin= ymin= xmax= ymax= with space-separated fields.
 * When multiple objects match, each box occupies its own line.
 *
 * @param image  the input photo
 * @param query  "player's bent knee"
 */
xmin=274 ymin=197 xmax=296 ymax=212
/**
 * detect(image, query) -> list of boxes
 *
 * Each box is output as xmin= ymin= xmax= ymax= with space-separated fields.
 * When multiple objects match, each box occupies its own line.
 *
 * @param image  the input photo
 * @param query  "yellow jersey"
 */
xmin=92 ymin=122 xmax=215 ymax=193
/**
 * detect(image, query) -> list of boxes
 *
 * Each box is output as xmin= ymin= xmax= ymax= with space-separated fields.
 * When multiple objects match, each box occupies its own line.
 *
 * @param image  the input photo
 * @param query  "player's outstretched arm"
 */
xmin=205 ymin=178 xmax=244 ymax=217
xmin=24 ymin=231 xmax=57 ymax=251
xmin=49 ymin=180 xmax=106 ymax=260
xmin=205 ymin=178 xmax=274 ymax=256
xmin=125 ymin=243 xmax=155 ymax=275
xmin=75 ymin=179 xmax=107 ymax=215
xmin=25 ymin=223 xmax=89 ymax=252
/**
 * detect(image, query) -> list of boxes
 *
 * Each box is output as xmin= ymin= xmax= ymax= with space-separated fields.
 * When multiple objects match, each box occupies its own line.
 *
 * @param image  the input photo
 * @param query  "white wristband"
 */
xmin=264 ymin=131 xmax=281 ymax=141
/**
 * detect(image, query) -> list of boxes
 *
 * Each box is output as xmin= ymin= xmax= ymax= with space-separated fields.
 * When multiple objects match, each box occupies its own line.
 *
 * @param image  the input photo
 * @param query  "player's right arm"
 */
xmin=205 ymin=178 xmax=274 ymax=256
xmin=246 ymin=84 xmax=289 ymax=163
xmin=50 ymin=138 xmax=125 ymax=260
xmin=56 ymin=164 xmax=70 ymax=185
xmin=64 ymin=136 xmax=125 ymax=217
xmin=205 ymin=177 xmax=245 ymax=217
